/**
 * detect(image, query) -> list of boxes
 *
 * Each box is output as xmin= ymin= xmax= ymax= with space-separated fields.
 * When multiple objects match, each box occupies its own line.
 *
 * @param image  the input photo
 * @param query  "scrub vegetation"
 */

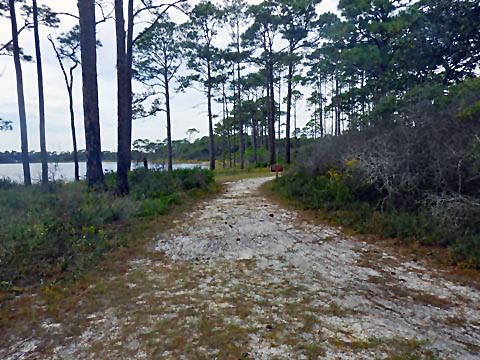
xmin=0 ymin=168 xmax=214 ymax=290
xmin=273 ymin=78 xmax=480 ymax=268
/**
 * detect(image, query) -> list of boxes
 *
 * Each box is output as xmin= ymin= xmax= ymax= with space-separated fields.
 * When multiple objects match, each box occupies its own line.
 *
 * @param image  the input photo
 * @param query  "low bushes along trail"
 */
xmin=1 ymin=177 xmax=479 ymax=359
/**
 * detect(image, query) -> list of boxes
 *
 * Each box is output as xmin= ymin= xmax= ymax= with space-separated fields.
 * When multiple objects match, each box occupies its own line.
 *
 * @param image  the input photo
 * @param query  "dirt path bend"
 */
xmin=2 ymin=177 xmax=480 ymax=360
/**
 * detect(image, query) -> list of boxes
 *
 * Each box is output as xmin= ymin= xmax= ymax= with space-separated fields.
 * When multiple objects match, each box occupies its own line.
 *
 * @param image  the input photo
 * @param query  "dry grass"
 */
xmin=0 ymin=185 xmax=219 ymax=351
xmin=214 ymin=167 xmax=272 ymax=183
xmin=328 ymin=336 xmax=436 ymax=359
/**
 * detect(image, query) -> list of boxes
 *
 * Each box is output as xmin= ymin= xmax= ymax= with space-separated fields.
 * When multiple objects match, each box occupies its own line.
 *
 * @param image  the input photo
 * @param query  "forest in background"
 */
xmin=1 ymin=0 xmax=480 ymax=267
xmin=2 ymin=0 xmax=479 ymax=189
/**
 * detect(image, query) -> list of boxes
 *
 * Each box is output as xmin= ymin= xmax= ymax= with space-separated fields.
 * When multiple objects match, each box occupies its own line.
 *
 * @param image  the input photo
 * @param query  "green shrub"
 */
xmin=0 ymin=168 xmax=214 ymax=287
xmin=274 ymin=167 xmax=480 ymax=268
xmin=275 ymin=170 xmax=353 ymax=209
xmin=125 ymin=168 xmax=213 ymax=199
xmin=137 ymin=193 xmax=179 ymax=218
xmin=279 ymin=77 xmax=480 ymax=268
xmin=0 ymin=177 xmax=18 ymax=189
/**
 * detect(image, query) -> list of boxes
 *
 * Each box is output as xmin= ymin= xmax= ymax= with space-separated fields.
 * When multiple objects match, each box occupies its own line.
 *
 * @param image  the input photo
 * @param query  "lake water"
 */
xmin=0 ymin=162 xmax=205 ymax=183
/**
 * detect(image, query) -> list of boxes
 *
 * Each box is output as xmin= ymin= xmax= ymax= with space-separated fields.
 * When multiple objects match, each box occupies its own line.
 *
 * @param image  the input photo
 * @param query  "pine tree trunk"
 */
xmin=68 ymin=85 xmax=80 ymax=181
xmin=236 ymin=21 xmax=244 ymax=169
xmin=265 ymin=83 xmax=269 ymax=151
xmin=331 ymin=77 xmax=335 ymax=135
xmin=125 ymin=0 xmax=134 ymax=169
xmin=268 ymin=59 xmax=276 ymax=165
xmin=33 ymin=0 xmax=48 ymax=184
xmin=227 ymin=128 xmax=232 ymax=168
xmin=335 ymin=76 xmax=340 ymax=136
xmin=115 ymin=0 xmax=130 ymax=195
xmin=252 ymin=119 xmax=258 ymax=165
xmin=78 ymin=0 xmax=104 ymax=188
xmin=277 ymin=77 xmax=281 ymax=142
xmin=285 ymin=59 xmax=294 ymax=164
xmin=318 ymin=79 xmax=324 ymax=137
xmin=238 ymin=87 xmax=244 ymax=169
xmin=233 ymin=127 xmax=236 ymax=168
xmin=207 ymin=59 xmax=215 ymax=171
xmin=294 ymin=97 xmax=298 ymax=160
xmin=9 ymin=0 xmax=31 ymax=186
xmin=164 ymin=70 xmax=173 ymax=172
xmin=48 ymin=36 xmax=79 ymax=181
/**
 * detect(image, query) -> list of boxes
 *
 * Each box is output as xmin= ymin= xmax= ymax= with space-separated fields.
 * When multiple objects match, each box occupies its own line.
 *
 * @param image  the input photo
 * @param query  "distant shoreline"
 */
xmin=0 ymin=160 xmax=208 ymax=165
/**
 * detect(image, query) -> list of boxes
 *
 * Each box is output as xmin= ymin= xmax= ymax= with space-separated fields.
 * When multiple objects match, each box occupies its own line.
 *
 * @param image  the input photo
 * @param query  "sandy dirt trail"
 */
xmin=1 ymin=177 xmax=480 ymax=359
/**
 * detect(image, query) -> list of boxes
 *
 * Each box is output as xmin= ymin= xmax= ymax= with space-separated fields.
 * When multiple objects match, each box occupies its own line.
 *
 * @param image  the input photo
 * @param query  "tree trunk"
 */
xmin=294 ymin=97 xmax=298 ymax=160
xmin=33 ymin=0 xmax=48 ymax=184
xmin=265 ymin=83 xmax=269 ymax=151
xmin=317 ymin=78 xmax=324 ymax=138
xmin=331 ymin=77 xmax=335 ymax=135
xmin=164 ymin=70 xmax=173 ymax=172
xmin=78 ymin=0 xmax=104 ymax=188
xmin=237 ymin=88 xmax=244 ymax=169
xmin=335 ymin=76 xmax=341 ymax=136
xmin=227 ymin=127 xmax=232 ymax=168
xmin=207 ymin=59 xmax=215 ymax=171
xmin=9 ymin=0 xmax=31 ymax=186
xmin=48 ymin=36 xmax=79 ymax=181
xmin=233 ymin=126 xmax=236 ymax=168
xmin=221 ymin=86 xmax=227 ymax=168
xmin=277 ymin=76 xmax=281 ymax=142
xmin=285 ymin=59 xmax=294 ymax=164
xmin=252 ymin=118 xmax=258 ymax=165
xmin=236 ymin=21 xmax=244 ymax=170
xmin=68 ymin=85 xmax=80 ymax=181
xmin=115 ymin=0 xmax=130 ymax=195
xmin=267 ymin=59 xmax=276 ymax=165
xmin=125 ymin=0 xmax=134 ymax=169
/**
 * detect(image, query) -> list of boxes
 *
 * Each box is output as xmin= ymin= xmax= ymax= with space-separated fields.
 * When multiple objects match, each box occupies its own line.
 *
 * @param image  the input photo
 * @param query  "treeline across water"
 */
xmin=0 ymin=151 xmax=116 ymax=164
xmin=0 ymin=136 xmax=313 ymax=166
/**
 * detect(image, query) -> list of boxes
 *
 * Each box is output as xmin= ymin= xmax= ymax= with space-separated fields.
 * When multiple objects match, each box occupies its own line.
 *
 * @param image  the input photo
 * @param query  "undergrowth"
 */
xmin=0 ymin=168 xmax=214 ymax=290
xmin=272 ymin=170 xmax=480 ymax=269
xmin=272 ymin=78 xmax=480 ymax=268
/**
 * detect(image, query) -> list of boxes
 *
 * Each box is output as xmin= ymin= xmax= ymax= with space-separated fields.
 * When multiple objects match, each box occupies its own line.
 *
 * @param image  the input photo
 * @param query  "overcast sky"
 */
xmin=0 ymin=0 xmax=339 ymax=152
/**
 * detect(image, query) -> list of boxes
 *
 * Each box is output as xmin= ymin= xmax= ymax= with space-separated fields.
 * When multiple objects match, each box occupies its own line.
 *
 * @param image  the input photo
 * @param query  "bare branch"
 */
xmin=54 ymin=2 xmax=113 ymax=25
xmin=47 ymin=34 xmax=72 ymax=89
xmin=132 ymin=0 xmax=188 ymax=45
xmin=0 ymin=24 xmax=29 ymax=53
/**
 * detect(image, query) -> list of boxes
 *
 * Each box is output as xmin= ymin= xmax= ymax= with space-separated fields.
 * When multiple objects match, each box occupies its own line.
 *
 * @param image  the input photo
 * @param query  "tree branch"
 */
xmin=132 ymin=0 xmax=188 ymax=46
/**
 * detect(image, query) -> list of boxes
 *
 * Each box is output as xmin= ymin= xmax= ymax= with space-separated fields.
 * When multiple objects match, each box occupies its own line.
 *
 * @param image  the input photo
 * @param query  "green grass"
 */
xmin=0 ymin=168 xmax=215 ymax=290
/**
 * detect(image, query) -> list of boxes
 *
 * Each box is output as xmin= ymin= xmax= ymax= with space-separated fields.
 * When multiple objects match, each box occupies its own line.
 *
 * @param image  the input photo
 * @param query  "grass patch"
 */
xmin=214 ymin=166 xmax=272 ymax=183
xmin=195 ymin=314 xmax=249 ymax=357
xmin=329 ymin=336 xmax=436 ymax=359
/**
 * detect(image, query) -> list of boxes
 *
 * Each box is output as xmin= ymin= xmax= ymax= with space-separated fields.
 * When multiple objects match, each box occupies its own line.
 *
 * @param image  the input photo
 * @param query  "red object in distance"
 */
xmin=270 ymin=164 xmax=284 ymax=173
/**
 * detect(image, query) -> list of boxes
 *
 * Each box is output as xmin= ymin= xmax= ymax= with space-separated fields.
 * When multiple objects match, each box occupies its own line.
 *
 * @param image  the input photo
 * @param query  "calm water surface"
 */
xmin=0 ymin=162 xmax=204 ymax=183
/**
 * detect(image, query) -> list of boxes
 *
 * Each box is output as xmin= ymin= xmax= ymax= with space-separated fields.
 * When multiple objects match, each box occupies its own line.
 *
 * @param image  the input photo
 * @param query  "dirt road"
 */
xmin=2 ymin=177 xmax=480 ymax=359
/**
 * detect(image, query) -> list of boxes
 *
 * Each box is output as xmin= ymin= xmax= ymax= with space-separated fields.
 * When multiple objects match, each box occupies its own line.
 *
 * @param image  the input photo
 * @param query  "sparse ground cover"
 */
xmin=1 ymin=177 xmax=479 ymax=359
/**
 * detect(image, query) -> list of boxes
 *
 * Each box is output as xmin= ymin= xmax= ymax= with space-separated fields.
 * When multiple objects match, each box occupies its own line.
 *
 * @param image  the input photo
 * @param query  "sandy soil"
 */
xmin=1 ymin=177 xmax=479 ymax=359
